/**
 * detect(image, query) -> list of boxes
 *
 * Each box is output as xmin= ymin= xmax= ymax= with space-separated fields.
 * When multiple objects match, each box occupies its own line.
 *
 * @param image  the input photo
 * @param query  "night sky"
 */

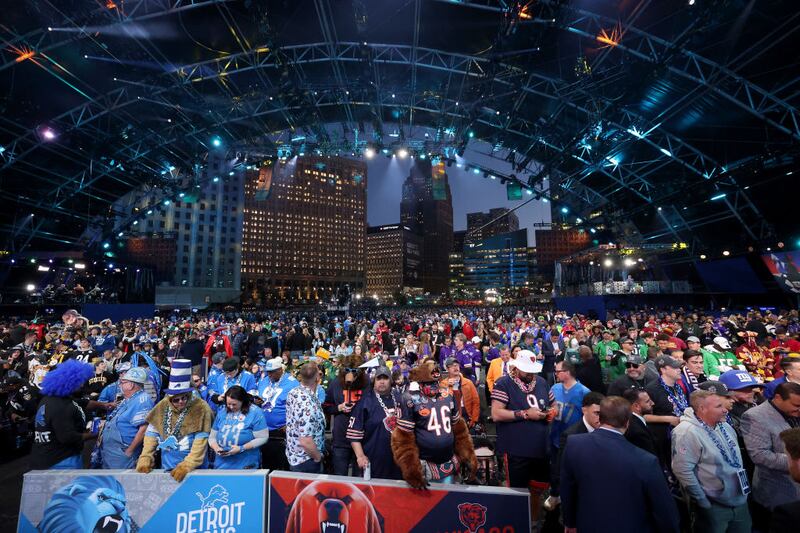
xmin=366 ymin=145 xmax=552 ymax=245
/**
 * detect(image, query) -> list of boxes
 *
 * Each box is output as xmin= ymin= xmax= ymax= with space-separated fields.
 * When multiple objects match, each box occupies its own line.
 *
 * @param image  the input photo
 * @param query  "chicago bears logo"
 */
xmin=419 ymin=408 xmax=431 ymax=417
xmin=457 ymin=502 xmax=487 ymax=533
xmin=382 ymin=414 xmax=397 ymax=432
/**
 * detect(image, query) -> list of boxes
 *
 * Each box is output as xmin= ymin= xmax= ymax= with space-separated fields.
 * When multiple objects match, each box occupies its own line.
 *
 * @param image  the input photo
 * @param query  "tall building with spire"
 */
xmin=400 ymin=159 xmax=453 ymax=295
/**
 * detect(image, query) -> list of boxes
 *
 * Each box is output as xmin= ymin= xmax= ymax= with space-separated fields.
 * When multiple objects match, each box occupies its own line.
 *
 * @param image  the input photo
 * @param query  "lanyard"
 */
xmin=659 ymin=378 xmax=688 ymax=416
xmin=695 ymin=415 xmax=742 ymax=469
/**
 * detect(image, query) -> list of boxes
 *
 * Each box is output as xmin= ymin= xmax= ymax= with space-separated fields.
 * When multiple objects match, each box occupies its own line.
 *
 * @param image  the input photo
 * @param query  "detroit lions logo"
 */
xmin=457 ymin=502 xmax=487 ymax=533
xmin=157 ymin=435 xmax=179 ymax=451
xmin=196 ymin=484 xmax=229 ymax=510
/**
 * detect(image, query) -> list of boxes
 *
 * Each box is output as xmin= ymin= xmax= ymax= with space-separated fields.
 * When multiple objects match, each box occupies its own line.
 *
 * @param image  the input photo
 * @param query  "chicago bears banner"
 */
xmin=268 ymin=471 xmax=530 ymax=533
xmin=18 ymin=470 xmax=268 ymax=533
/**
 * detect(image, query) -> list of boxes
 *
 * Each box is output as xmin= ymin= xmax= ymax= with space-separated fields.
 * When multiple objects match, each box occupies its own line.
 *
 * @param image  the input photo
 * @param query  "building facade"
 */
xmin=113 ymin=152 xmax=245 ymax=307
xmin=463 ymin=229 xmax=529 ymax=296
xmin=465 ymin=208 xmax=520 ymax=244
xmin=400 ymin=160 xmax=453 ymax=295
xmin=242 ymin=156 xmax=367 ymax=305
xmin=365 ymin=224 xmax=423 ymax=301
xmin=534 ymin=228 xmax=592 ymax=278
xmin=449 ymin=230 xmax=466 ymax=299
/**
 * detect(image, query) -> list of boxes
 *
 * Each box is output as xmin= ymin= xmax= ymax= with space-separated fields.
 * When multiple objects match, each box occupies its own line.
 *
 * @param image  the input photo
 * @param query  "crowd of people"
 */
xmin=1 ymin=305 xmax=800 ymax=532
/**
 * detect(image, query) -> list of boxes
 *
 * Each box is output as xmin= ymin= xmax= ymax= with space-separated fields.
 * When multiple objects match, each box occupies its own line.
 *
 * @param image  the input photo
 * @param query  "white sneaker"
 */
xmin=543 ymin=495 xmax=560 ymax=511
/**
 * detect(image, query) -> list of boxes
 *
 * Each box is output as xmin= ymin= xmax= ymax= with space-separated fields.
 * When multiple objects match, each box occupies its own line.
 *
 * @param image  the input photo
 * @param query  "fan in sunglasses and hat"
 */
xmin=607 ymin=354 xmax=655 ymax=397
xmin=136 ymin=359 xmax=214 ymax=482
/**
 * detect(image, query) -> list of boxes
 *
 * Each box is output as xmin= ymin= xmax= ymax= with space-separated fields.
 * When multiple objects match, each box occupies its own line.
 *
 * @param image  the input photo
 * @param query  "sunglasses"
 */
xmin=344 ymin=367 xmax=361 ymax=373
xmin=625 ymin=363 xmax=641 ymax=368
xmin=170 ymin=394 xmax=191 ymax=404
xmin=192 ymin=379 xmax=202 ymax=384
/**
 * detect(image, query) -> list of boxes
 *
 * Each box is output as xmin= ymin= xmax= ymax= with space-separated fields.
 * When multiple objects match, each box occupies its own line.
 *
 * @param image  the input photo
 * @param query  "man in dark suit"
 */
xmin=546 ymin=392 xmax=604 ymax=511
xmin=541 ymin=331 xmax=566 ymax=385
xmin=576 ymin=345 xmax=605 ymax=394
xmin=622 ymin=387 xmax=658 ymax=456
xmin=561 ymin=396 xmax=679 ymax=533
xmin=772 ymin=428 xmax=800 ymax=533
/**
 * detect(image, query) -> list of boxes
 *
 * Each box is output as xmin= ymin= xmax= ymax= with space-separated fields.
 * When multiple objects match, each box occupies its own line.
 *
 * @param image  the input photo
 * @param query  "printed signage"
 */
xmin=18 ymin=470 xmax=267 ymax=533
xmin=268 ymin=471 xmax=530 ymax=533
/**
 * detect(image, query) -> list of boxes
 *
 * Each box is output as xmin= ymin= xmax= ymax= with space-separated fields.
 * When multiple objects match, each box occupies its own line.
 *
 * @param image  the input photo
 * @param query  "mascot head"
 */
xmin=409 ymin=364 xmax=439 ymax=398
xmin=38 ymin=475 xmax=132 ymax=533
xmin=337 ymin=353 xmax=367 ymax=390
xmin=286 ymin=480 xmax=380 ymax=533
xmin=40 ymin=359 xmax=94 ymax=398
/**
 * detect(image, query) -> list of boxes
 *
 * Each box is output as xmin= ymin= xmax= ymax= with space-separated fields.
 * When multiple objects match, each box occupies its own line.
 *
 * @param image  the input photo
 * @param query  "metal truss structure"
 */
xmin=0 ymin=0 xmax=797 ymax=256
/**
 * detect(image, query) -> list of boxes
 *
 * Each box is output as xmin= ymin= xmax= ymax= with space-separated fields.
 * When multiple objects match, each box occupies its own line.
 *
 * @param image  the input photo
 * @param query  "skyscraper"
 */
xmin=113 ymin=152 xmax=245 ymax=306
xmin=366 ymin=224 xmax=422 ymax=301
xmin=463 ymin=228 xmax=529 ymax=295
xmin=466 ymin=208 xmax=520 ymax=244
xmin=242 ymin=156 xmax=367 ymax=304
xmin=400 ymin=160 xmax=453 ymax=295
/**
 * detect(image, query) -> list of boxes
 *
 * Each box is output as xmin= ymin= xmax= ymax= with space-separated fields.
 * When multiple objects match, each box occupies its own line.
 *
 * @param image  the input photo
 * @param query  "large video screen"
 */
xmin=762 ymin=251 xmax=800 ymax=294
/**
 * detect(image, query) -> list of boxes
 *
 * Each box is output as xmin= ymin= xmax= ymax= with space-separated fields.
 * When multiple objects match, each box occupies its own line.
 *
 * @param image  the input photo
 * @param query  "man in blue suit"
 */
xmin=561 ymin=396 xmax=680 ymax=533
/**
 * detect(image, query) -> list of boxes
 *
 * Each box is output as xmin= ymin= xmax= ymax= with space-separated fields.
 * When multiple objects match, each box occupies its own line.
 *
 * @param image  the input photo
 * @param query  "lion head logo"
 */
xmin=457 ymin=502 xmax=487 ymax=533
xmin=38 ymin=476 xmax=132 ymax=533
xmin=196 ymin=484 xmax=229 ymax=510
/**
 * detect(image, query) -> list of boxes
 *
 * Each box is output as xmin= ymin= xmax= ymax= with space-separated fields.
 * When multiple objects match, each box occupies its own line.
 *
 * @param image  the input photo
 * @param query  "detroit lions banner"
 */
xmin=18 ymin=470 xmax=268 ymax=533
xmin=268 ymin=471 xmax=530 ymax=533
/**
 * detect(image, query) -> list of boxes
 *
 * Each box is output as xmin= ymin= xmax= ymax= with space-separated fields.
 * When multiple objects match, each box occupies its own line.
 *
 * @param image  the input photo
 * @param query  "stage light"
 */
xmin=700 ymin=254 xmax=707 ymax=260
xmin=660 ymin=148 xmax=672 ymax=157
xmin=75 ymin=263 xmax=86 ymax=269
xmin=163 ymin=199 xmax=171 ymax=205
xmin=624 ymin=258 xmax=636 ymax=267
xmin=688 ymin=0 xmax=695 ymax=4
xmin=26 ymin=284 xmax=35 ymax=292
xmin=473 ymin=168 xmax=480 ymax=175
xmin=178 ymin=193 xmax=184 ymax=198
xmin=37 ymin=265 xmax=50 ymax=272
xmin=468 ymin=131 xmax=474 ymax=138
xmin=117 ymin=232 xmax=123 ymax=237
xmin=710 ymin=193 xmax=726 ymax=201
xmin=637 ymin=258 xmax=643 ymax=262
xmin=41 ymin=128 xmax=56 ymax=140
xmin=102 ymin=242 xmax=110 ymax=249
xmin=657 ymin=206 xmax=662 ymax=211
xmin=603 ymin=258 xmax=613 ymax=268
xmin=364 ymin=147 xmax=375 ymax=159
xmin=146 ymin=210 xmax=153 ymax=215
xmin=48 ymin=259 xmax=53 ymax=263
xmin=525 ymin=189 xmax=533 ymax=195
xmin=589 ymin=228 xmax=597 ymax=234
xmin=722 ymin=250 xmax=730 ymax=256
xmin=29 ymin=258 xmax=36 ymax=263
xmin=211 ymin=136 xmax=222 ymax=148
xmin=108 ymin=263 xmax=114 ymax=269
xmin=561 ymin=207 xmax=569 ymax=214
xmin=397 ymin=148 xmax=408 ymax=159
xmin=575 ymin=217 xmax=583 ymax=224
xmin=419 ymin=153 xmax=426 ymax=160
xmin=589 ymin=261 xmax=594 ymax=266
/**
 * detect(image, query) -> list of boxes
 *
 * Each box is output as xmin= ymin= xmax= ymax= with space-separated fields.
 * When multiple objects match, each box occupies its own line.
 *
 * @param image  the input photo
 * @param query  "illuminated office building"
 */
xmin=449 ymin=230 xmax=466 ymax=299
xmin=400 ymin=159 xmax=453 ymax=295
xmin=463 ymin=229 xmax=529 ymax=294
xmin=366 ymin=224 xmax=422 ymax=301
xmin=113 ymin=152 xmax=244 ymax=306
xmin=242 ymin=156 xmax=367 ymax=304
xmin=466 ymin=208 xmax=519 ymax=244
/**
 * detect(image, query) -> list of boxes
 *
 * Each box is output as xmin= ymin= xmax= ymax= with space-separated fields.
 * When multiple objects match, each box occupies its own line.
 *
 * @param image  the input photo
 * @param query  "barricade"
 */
xmin=18 ymin=469 xmax=268 ymax=533
xmin=268 ymin=471 xmax=530 ymax=533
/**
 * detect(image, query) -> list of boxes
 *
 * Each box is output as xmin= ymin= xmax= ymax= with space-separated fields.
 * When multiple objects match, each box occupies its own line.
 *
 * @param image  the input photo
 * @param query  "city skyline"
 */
xmin=365 ymin=151 xmax=552 ymax=245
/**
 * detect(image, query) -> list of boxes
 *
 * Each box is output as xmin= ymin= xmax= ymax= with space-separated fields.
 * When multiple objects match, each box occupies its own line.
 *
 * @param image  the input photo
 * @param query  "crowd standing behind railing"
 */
xmin=2 ymin=306 xmax=800 ymax=532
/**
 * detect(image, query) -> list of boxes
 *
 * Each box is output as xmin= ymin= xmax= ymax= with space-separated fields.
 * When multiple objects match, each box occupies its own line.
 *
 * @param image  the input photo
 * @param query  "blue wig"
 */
xmin=40 ymin=359 xmax=94 ymax=397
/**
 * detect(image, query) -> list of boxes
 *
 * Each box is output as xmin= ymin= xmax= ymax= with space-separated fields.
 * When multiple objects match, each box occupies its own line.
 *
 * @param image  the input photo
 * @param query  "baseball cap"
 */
xmin=264 ymin=357 xmax=283 ymax=372
xmin=444 ymin=357 xmax=459 ymax=368
xmin=511 ymin=350 xmax=543 ymax=374
xmin=696 ymin=381 xmax=731 ymax=397
xmin=686 ymin=336 xmax=701 ymax=344
xmin=619 ymin=337 xmax=634 ymax=344
xmin=713 ymin=336 xmax=732 ymax=350
xmin=654 ymin=355 xmax=682 ymax=370
xmin=116 ymin=362 xmax=132 ymax=374
xmin=122 ymin=367 xmax=148 ymax=385
xmin=374 ymin=366 xmax=392 ymax=379
xmin=624 ymin=354 xmax=644 ymax=365
xmin=471 ymin=336 xmax=482 ymax=344
xmin=222 ymin=357 xmax=239 ymax=372
xmin=719 ymin=370 xmax=760 ymax=390
xmin=212 ymin=353 xmax=226 ymax=364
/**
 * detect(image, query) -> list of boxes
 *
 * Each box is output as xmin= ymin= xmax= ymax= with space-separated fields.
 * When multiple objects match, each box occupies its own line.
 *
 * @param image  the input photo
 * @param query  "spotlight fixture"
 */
xmin=26 ymin=284 xmax=35 ymax=292
xmin=41 ymin=128 xmax=56 ymax=140
xmin=603 ymin=258 xmax=613 ymax=268
xmin=211 ymin=136 xmax=222 ymax=148
xmin=722 ymin=250 xmax=730 ymax=256
xmin=364 ymin=147 xmax=375 ymax=159
xmin=397 ymin=148 xmax=408 ymax=159
xmin=700 ymin=254 xmax=707 ymax=260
